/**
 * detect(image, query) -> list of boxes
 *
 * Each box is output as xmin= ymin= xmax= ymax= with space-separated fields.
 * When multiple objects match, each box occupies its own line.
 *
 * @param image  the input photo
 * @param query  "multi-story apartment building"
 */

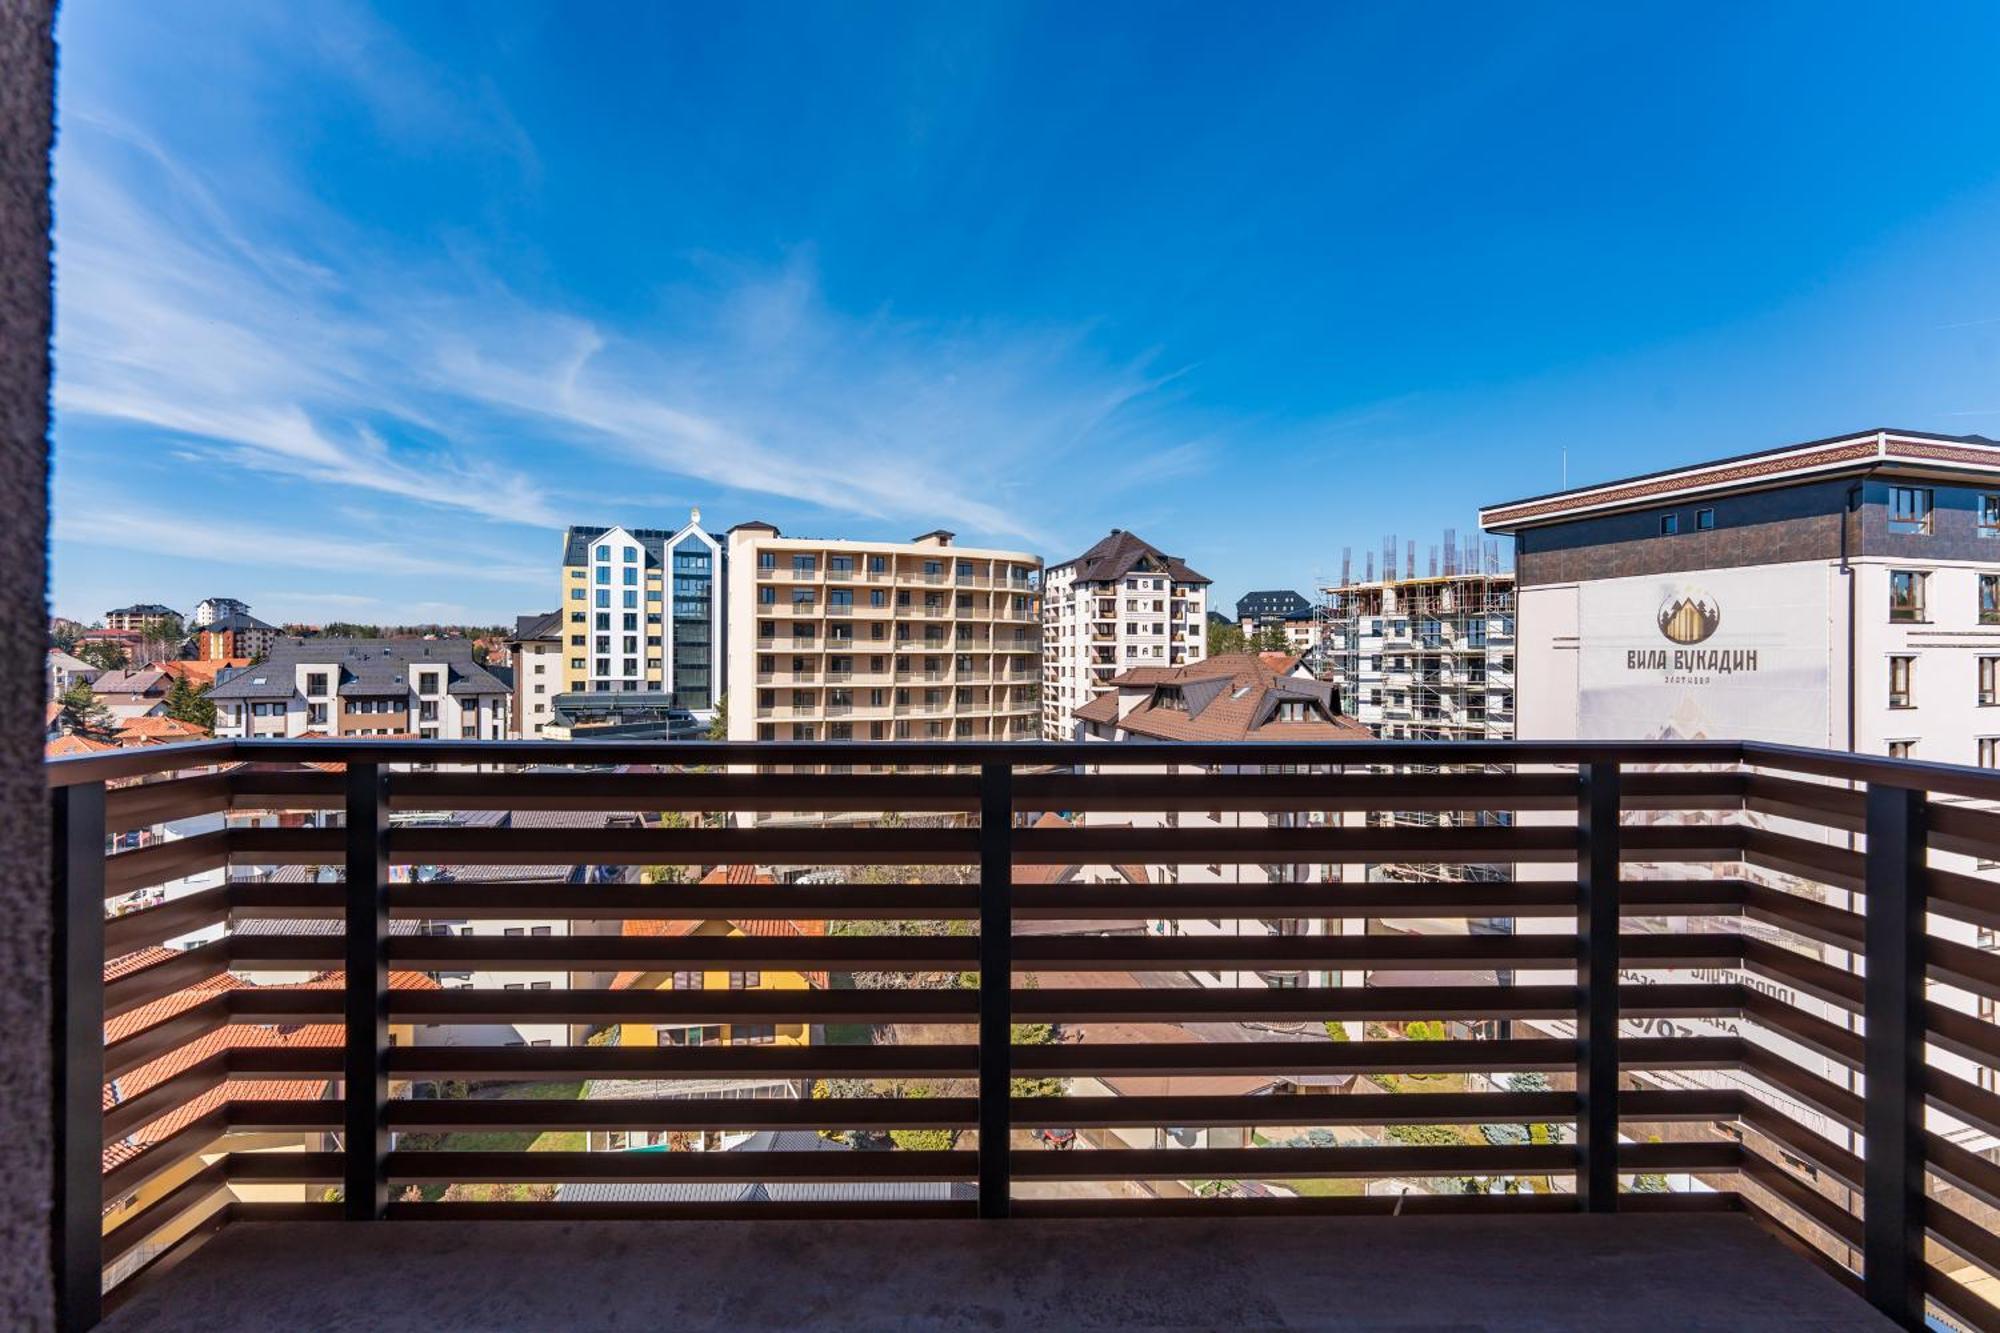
xmin=208 ymin=638 xmax=510 ymax=738
xmin=191 ymin=596 xmax=250 ymax=628
xmin=1316 ymin=570 xmax=1517 ymax=740
xmin=1481 ymin=426 xmax=2000 ymax=1163
xmin=181 ymin=608 xmax=280 ymax=661
xmin=103 ymin=603 xmax=180 ymax=633
xmin=507 ymin=611 xmax=562 ymax=737
xmin=1041 ymin=529 xmax=1209 ymax=740
xmin=724 ymin=525 xmax=1040 ymax=743
xmin=558 ymin=510 xmax=724 ymax=711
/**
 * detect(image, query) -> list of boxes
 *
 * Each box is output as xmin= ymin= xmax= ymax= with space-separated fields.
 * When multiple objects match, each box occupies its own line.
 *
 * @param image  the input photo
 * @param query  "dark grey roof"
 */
xmin=1051 ymin=529 xmax=1209 ymax=586
xmin=485 ymin=664 xmax=515 ymax=690
xmin=213 ymin=638 xmax=509 ymax=701
xmin=512 ymin=611 xmax=561 ymax=642
xmin=1236 ymin=590 xmax=1312 ymax=620
xmin=193 ymin=611 xmax=278 ymax=634
xmin=561 ymin=525 xmax=680 ymax=569
xmin=107 ymin=603 xmax=179 ymax=616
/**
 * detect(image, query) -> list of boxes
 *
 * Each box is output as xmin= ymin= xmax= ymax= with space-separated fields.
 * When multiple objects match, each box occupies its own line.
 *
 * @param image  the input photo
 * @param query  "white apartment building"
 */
xmin=1482 ymin=426 xmax=2000 ymax=1159
xmin=724 ymin=524 xmax=1041 ymax=745
xmin=208 ymin=638 xmax=510 ymax=739
xmin=191 ymin=596 xmax=250 ymax=628
xmin=1041 ymin=529 xmax=1210 ymax=740
xmin=507 ymin=611 xmax=562 ymax=738
xmin=559 ymin=510 xmax=724 ymax=711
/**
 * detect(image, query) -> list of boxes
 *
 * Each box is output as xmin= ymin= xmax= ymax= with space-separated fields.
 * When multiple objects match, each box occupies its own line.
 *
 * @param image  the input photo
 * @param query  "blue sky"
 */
xmin=49 ymin=1 xmax=2000 ymax=626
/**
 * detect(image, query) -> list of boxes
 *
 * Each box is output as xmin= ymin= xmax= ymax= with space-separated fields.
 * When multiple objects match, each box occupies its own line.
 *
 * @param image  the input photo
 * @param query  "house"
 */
xmin=601 ymin=865 xmax=825 ymax=1053
xmin=207 ymin=638 xmax=511 ymax=739
xmin=89 ymin=666 xmax=174 ymax=722
xmin=45 ymin=646 xmax=99 ymax=699
xmin=71 ymin=626 xmax=145 ymax=663
xmin=114 ymin=715 xmax=209 ymax=743
xmin=1070 ymin=652 xmax=1370 ymax=988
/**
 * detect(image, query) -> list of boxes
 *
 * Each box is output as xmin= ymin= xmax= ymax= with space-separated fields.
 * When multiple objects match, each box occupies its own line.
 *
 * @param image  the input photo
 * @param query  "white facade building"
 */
xmin=209 ymin=639 xmax=511 ymax=739
xmin=1041 ymin=529 xmax=1210 ymax=741
xmin=1482 ymin=426 xmax=2000 ymax=1159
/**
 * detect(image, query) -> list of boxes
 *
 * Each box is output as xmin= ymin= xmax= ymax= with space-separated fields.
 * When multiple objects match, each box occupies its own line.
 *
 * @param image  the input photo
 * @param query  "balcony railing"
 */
xmin=46 ymin=737 xmax=2000 ymax=1330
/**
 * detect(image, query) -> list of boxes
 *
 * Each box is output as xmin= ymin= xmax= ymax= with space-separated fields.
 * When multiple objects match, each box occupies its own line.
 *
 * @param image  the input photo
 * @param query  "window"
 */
xmin=1984 ymin=574 xmax=2000 ymax=625
xmin=758 ymin=551 xmax=775 ymax=570
xmin=1888 ymin=486 xmax=1933 ymax=534
xmin=1659 ymin=513 xmax=1680 ymax=535
xmin=1888 ymin=740 xmax=1916 ymax=760
xmin=1983 ymin=657 xmax=1999 ymax=706
xmin=1888 ymin=656 xmax=1913 ymax=708
xmin=1889 ymin=570 xmax=1928 ymax=622
xmin=1695 ymin=508 xmax=1715 ymax=531
xmin=727 ymin=970 xmax=762 ymax=988
xmin=1982 ymin=494 xmax=2000 ymax=539
xmin=1982 ymin=738 xmax=2000 ymax=770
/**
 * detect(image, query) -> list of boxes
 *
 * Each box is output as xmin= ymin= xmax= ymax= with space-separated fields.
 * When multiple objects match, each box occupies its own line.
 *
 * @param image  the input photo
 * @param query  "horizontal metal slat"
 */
xmin=384 ymin=1149 xmax=977 ymax=1185
xmin=393 ymin=771 xmax=982 ymax=813
xmin=387 ymin=1096 xmax=980 ymax=1134
xmin=390 ymin=825 xmax=978 ymax=867
xmin=1015 ymin=1038 xmax=1581 ymax=1078
xmin=392 ymin=988 xmax=980 ymax=1026
xmin=1008 ymin=1144 xmax=1574 ymax=1182
xmin=385 ymin=1044 xmax=980 ymax=1082
xmin=385 ymin=935 xmax=976 ymax=971
xmin=101 ymin=1161 xmax=231 ymax=1265
xmin=385 ymin=1199 xmax=977 ymax=1221
xmin=1015 ymin=824 xmax=1581 ymax=866
xmin=1012 ymin=770 xmax=1582 ymax=813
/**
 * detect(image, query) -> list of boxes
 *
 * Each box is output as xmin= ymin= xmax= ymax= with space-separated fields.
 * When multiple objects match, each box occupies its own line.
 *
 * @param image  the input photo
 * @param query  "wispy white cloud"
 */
xmin=53 ymin=504 xmax=547 ymax=587
xmin=55 ymin=103 xmax=1213 ymax=550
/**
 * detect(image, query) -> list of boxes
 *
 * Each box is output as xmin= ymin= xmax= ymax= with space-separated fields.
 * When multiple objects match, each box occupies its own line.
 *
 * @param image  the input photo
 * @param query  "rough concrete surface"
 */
xmin=0 ymin=0 xmax=58 ymax=1328
xmin=100 ymin=1214 xmax=1890 ymax=1331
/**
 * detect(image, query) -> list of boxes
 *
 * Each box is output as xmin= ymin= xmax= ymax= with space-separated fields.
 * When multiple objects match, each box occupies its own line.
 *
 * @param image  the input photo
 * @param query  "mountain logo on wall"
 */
xmin=1657 ymin=587 xmax=1721 ymax=645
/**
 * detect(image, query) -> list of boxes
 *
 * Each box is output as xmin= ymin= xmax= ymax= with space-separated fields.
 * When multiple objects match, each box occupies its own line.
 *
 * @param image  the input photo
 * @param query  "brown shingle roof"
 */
xmin=1051 ymin=529 xmax=1209 ymax=585
xmin=1083 ymin=652 xmax=1368 ymax=743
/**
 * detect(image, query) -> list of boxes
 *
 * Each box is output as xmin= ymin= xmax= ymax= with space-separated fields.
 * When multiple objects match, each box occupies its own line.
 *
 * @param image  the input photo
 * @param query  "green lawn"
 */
xmin=1282 ymin=1177 xmax=1366 ymax=1198
xmin=410 ymin=1082 xmax=586 ymax=1201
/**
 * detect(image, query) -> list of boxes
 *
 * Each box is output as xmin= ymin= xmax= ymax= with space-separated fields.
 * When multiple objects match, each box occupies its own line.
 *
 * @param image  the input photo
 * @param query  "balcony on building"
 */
xmin=42 ymin=736 xmax=2000 ymax=1330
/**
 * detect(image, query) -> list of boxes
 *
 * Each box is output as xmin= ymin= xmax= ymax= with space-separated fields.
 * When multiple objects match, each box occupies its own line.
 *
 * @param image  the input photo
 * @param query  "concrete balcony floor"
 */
xmin=101 ymin=1213 xmax=1888 ymax=1331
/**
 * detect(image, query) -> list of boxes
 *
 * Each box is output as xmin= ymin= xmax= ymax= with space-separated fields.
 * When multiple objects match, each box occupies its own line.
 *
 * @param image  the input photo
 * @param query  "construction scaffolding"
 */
xmin=1317 ymin=531 xmax=1518 ymax=888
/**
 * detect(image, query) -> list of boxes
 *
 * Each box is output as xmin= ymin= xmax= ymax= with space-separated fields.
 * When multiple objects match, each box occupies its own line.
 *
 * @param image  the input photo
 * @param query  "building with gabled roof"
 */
xmin=507 ymin=609 xmax=562 ymax=737
xmin=559 ymin=509 xmax=724 ymax=710
xmin=208 ymin=638 xmax=509 ymax=739
xmin=1042 ymin=528 xmax=1209 ymax=740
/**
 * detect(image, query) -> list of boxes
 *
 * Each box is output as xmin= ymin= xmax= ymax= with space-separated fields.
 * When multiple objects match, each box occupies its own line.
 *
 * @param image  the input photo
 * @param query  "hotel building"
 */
xmin=1482 ymin=426 xmax=2000 ymax=1165
xmin=723 ymin=525 xmax=1040 ymax=743
xmin=558 ymin=510 xmax=724 ymax=711
xmin=1041 ymin=529 xmax=1210 ymax=740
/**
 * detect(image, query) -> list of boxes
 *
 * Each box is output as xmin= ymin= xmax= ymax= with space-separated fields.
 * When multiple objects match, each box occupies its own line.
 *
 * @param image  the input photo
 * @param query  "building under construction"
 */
xmin=1316 ymin=532 xmax=1517 ymax=889
xmin=1316 ymin=531 xmax=1516 ymax=740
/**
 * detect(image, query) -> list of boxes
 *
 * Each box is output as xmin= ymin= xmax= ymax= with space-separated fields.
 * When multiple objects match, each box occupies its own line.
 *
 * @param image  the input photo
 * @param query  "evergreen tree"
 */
xmin=162 ymin=674 xmax=217 ymax=733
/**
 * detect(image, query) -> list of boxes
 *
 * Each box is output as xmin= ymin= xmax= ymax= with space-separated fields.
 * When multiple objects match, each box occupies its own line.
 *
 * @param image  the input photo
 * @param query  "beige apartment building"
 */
xmin=724 ymin=525 xmax=1041 ymax=743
